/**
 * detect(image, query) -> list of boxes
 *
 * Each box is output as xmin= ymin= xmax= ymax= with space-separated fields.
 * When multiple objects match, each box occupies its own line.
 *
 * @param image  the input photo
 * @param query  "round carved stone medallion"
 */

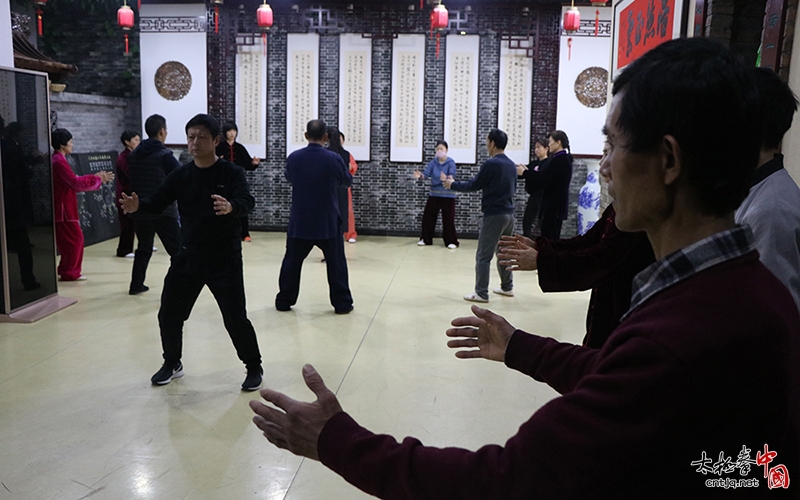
xmin=574 ymin=67 xmax=608 ymax=109
xmin=154 ymin=61 xmax=192 ymax=101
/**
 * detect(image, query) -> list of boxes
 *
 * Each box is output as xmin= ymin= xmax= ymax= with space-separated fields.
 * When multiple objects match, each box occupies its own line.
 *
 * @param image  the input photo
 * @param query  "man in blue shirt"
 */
xmin=443 ymin=129 xmax=517 ymax=302
xmin=276 ymin=119 xmax=354 ymax=314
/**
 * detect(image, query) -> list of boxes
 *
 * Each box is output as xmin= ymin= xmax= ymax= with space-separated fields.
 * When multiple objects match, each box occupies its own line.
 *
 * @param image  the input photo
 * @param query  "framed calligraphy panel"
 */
xmin=339 ymin=34 xmax=372 ymax=162
xmin=390 ymin=34 xmax=425 ymax=163
xmin=498 ymin=43 xmax=533 ymax=165
xmin=235 ymin=44 xmax=267 ymax=158
xmin=611 ymin=0 xmax=691 ymax=79
xmin=286 ymin=33 xmax=320 ymax=157
xmin=444 ymin=35 xmax=479 ymax=165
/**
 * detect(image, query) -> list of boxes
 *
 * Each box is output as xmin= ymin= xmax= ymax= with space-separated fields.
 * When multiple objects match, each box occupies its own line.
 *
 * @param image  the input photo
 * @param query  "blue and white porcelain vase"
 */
xmin=577 ymin=163 xmax=601 ymax=235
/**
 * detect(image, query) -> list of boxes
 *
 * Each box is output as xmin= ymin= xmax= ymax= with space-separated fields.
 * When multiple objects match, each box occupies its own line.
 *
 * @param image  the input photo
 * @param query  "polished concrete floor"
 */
xmin=0 ymin=232 xmax=589 ymax=499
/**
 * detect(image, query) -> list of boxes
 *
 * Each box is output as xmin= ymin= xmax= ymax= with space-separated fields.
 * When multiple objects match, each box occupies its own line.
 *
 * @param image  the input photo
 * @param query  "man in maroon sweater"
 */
xmin=250 ymin=38 xmax=800 ymax=498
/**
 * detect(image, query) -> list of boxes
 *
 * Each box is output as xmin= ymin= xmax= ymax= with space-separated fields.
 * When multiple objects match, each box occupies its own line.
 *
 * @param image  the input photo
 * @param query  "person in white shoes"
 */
xmin=443 ymin=129 xmax=516 ymax=302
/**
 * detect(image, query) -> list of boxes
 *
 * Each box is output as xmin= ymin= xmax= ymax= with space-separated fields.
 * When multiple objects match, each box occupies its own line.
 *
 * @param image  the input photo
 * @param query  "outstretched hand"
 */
xmin=119 ymin=192 xmax=139 ymax=214
xmin=250 ymin=364 xmax=343 ymax=461
xmin=497 ymin=235 xmax=538 ymax=271
xmin=446 ymin=305 xmax=517 ymax=362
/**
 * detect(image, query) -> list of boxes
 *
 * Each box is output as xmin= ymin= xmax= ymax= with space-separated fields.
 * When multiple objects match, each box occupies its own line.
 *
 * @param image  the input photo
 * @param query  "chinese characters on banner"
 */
xmin=395 ymin=52 xmax=420 ymax=149
xmin=291 ymin=50 xmax=315 ymax=146
xmin=502 ymin=55 xmax=530 ymax=152
xmin=616 ymin=0 xmax=676 ymax=72
xmin=342 ymin=51 xmax=368 ymax=148
xmin=236 ymin=46 xmax=264 ymax=146
xmin=447 ymin=53 xmax=474 ymax=150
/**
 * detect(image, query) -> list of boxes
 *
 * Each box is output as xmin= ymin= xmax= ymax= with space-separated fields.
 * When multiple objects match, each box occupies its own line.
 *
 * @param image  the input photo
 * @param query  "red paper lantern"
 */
xmin=563 ymin=7 xmax=580 ymax=33
xmin=257 ymin=3 xmax=273 ymax=56
xmin=431 ymin=3 xmax=448 ymax=30
xmin=256 ymin=3 xmax=273 ymax=29
xmin=117 ymin=1 xmax=135 ymax=55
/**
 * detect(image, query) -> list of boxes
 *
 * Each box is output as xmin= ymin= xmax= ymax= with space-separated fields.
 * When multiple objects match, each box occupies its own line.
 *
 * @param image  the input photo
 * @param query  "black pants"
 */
xmin=131 ymin=216 xmax=181 ymax=290
xmin=276 ymin=235 xmax=353 ymax=312
xmin=420 ymin=196 xmax=458 ymax=246
xmin=539 ymin=216 xmax=564 ymax=240
xmin=240 ymin=215 xmax=250 ymax=238
xmin=521 ymin=192 xmax=543 ymax=239
xmin=158 ymin=253 xmax=261 ymax=367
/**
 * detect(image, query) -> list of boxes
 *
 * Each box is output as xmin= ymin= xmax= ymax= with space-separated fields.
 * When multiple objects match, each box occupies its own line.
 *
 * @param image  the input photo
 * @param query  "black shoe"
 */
xmin=129 ymin=285 xmax=150 ymax=295
xmin=151 ymin=361 xmax=184 ymax=385
xmin=275 ymin=302 xmax=292 ymax=312
xmin=335 ymin=305 xmax=354 ymax=315
xmin=242 ymin=366 xmax=263 ymax=391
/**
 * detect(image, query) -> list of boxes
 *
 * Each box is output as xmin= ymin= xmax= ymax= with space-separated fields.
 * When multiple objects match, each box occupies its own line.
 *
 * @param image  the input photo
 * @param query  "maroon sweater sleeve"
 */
xmin=317 ymin=332 xmax=688 ymax=499
xmin=536 ymin=207 xmax=652 ymax=293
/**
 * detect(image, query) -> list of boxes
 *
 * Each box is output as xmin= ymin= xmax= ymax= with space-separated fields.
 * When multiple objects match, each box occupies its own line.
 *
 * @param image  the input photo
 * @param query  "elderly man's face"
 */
xmin=603 ymin=93 xmax=670 ymax=233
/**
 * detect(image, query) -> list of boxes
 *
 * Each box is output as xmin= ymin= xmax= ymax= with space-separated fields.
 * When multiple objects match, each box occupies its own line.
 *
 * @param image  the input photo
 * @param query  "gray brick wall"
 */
xmin=50 ymin=92 xmax=140 ymax=154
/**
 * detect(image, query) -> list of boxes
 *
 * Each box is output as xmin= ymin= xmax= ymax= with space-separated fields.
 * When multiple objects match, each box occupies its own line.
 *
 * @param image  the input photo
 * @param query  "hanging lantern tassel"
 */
xmin=436 ymin=32 xmax=441 ymax=58
xmin=36 ymin=7 xmax=43 ymax=36
xmin=124 ymin=32 xmax=130 ymax=54
xmin=215 ymin=4 xmax=220 ymax=33
xmin=568 ymin=37 xmax=572 ymax=60
xmin=595 ymin=9 xmax=599 ymax=36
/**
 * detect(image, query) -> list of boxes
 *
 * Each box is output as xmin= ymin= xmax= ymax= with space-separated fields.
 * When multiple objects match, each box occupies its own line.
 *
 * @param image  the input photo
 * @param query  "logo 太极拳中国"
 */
xmin=691 ymin=444 xmax=790 ymax=490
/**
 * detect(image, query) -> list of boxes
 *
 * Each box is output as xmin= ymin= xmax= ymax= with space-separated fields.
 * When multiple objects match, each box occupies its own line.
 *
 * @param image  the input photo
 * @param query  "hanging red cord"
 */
xmin=36 ymin=7 xmax=43 ymax=36
xmin=124 ymin=33 xmax=130 ymax=54
xmin=595 ymin=9 xmax=599 ymax=36
xmin=568 ymin=37 xmax=572 ymax=60
xmin=215 ymin=4 xmax=219 ymax=33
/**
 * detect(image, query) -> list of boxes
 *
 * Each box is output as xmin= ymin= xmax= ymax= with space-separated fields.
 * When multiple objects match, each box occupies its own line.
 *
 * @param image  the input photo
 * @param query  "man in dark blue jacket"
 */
xmin=276 ymin=119 xmax=354 ymax=314
xmin=127 ymin=114 xmax=181 ymax=295
xmin=444 ymin=129 xmax=517 ymax=302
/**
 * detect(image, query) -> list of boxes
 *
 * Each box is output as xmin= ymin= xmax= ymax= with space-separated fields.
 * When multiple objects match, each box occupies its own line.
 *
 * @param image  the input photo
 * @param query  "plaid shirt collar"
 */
xmin=623 ymin=225 xmax=755 ymax=320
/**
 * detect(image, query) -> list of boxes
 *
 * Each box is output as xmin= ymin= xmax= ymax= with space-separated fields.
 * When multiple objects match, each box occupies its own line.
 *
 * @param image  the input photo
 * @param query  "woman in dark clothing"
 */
xmin=524 ymin=130 xmax=573 ymax=239
xmin=516 ymin=138 xmax=550 ymax=238
xmin=216 ymin=122 xmax=260 ymax=242
xmin=326 ymin=126 xmax=353 ymax=240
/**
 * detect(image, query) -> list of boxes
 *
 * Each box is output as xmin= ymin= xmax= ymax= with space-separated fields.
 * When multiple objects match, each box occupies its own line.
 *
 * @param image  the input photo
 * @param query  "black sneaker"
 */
xmin=242 ymin=366 xmax=263 ymax=391
xmin=151 ymin=361 xmax=184 ymax=385
xmin=129 ymin=285 xmax=150 ymax=295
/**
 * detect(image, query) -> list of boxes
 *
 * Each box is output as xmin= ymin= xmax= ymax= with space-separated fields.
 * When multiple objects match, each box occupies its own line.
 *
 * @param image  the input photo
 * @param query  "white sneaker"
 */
xmin=417 ymin=240 xmax=426 ymax=246
xmin=493 ymin=288 xmax=514 ymax=297
xmin=124 ymin=252 xmax=134 ymax=258
xmin=348 ymin=238 xmax=356 ymax=243
xmin=152 ymin=246 xmax=158 ymax=252
xmin=447 ymin=243 xmax=457 ymax=249
xmin=463 ymin=293 xmax=488 ymax=303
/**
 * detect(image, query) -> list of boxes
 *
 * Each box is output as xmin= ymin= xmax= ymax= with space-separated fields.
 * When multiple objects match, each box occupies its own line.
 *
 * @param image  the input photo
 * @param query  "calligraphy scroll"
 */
xmin=612 ymin=0 xmax=687 ymax=78
xmin=498 ymin=43 xmax=532 ymax=165
xmin=286 ymin=33 xmax=320 ymax=156
xmin=390 ymin=35 xmax=425 ymax=163
xmin=444 ymin=35 xmax=479 ymax=164
xmin=339 ymin=34 xmax=372 ymax=161
xmin=236 ymin=44 xmax=267 ymax=158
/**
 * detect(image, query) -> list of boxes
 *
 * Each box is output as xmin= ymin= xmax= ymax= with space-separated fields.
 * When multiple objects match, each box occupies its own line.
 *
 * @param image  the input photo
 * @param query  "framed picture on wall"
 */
xmin=611 ymin=0 xmax=692 ymax=79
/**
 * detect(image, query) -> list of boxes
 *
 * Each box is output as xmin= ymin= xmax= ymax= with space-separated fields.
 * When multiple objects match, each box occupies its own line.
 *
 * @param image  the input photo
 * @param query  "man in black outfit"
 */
xmin=275 ymin=119 xmax=354 ymax=314
xmin=120 ymin=114 xmax=263 ymax=391
xmin=127 ymin=114 xmax=182 ymax=295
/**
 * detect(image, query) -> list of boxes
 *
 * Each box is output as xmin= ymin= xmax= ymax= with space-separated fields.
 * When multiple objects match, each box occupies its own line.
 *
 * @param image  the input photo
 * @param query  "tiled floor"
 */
xmin=0 ymin=232 xmax=589 ymax=499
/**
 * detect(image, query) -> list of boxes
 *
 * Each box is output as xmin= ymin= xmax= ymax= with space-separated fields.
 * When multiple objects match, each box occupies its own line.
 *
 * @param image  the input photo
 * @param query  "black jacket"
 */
xmin=128 ymin=138 xmax=180 ymax=219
